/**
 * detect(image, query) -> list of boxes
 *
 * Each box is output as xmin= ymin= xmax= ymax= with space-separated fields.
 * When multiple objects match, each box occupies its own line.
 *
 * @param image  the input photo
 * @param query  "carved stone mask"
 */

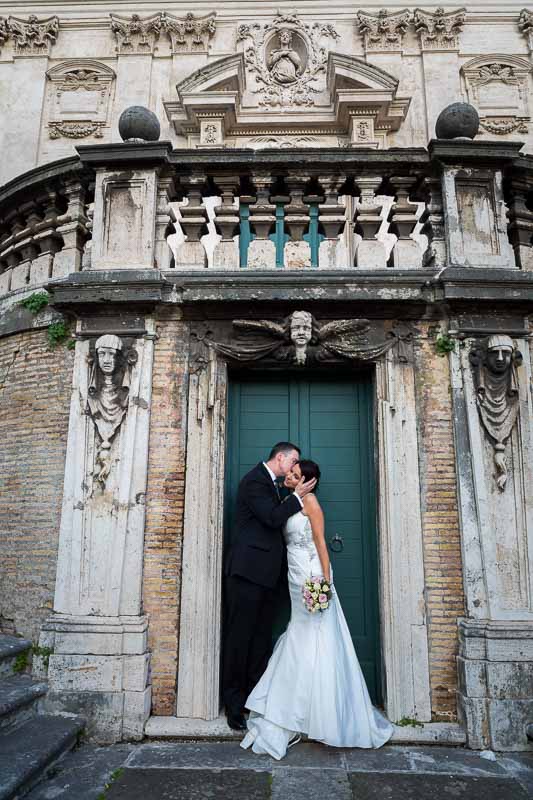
xmin=290 ymin=311 xmax=313 ymax=347
xmin=486 ymin=335 xmax=514 ymax=375
xmin=95 ymin=334 xmax=123 ymax=376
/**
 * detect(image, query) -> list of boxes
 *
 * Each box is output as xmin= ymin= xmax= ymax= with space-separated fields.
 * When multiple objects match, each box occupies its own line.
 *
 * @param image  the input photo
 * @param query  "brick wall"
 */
xmin=0 ymin=329 xmax=73 ymax=642
xmin=415 ymin=328 xmax=465 ymax=721
xmin=143 ymin=311 xmax=189 ymax=716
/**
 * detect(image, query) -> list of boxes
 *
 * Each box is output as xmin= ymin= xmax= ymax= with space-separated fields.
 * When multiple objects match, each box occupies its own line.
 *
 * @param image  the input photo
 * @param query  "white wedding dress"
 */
xmin=240 ymin=510 xmax=393 ymax=760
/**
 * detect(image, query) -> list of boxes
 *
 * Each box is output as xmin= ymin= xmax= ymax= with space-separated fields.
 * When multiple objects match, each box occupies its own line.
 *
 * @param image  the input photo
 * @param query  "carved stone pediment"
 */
xmin=164 ymin=50 xmax=411 ymax=149
xmin=462 ymin=55 xmax=531 ymax=137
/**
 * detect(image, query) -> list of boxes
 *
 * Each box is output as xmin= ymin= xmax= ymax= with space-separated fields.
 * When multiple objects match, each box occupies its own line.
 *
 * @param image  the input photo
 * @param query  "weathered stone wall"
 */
xmin=143 ymin=310 xmax=189 ymax=716
xmin=0 ymin=329 xmax=73 ymax=641
xmin=414 ymin=327 xmax=465 ymax=721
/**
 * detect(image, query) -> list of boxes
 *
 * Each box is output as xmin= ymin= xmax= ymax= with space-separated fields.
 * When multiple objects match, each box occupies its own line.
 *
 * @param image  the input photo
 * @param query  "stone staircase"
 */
xmin=0 ymin=635 xmax=84 ymax=800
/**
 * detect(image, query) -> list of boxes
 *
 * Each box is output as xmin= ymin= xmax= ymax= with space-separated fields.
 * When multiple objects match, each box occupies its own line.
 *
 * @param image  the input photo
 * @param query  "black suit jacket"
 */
xmin=225 ymin=463 xmax=302 ymax=588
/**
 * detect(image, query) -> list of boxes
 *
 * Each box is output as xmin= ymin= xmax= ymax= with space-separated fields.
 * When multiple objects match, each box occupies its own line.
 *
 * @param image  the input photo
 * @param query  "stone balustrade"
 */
xmin=1 ymin=141 xmax=533 ymax=302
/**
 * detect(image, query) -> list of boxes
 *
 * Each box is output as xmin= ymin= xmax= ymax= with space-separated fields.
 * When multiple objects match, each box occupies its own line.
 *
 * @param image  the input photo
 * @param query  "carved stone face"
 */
xmin=279 ymin=29 xmax=293 ymax=47
xmin=486 ymin=346 xmax=513 ymax=374
xmin=97 ymin=347 xmax=119 ymax=375
xmin=290 ymin=312 xmax=313 ymax=347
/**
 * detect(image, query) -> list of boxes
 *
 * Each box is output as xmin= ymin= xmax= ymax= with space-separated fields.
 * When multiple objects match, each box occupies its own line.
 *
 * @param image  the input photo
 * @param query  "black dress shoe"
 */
xmin=226 ymin=710 xmax=247 ymax=731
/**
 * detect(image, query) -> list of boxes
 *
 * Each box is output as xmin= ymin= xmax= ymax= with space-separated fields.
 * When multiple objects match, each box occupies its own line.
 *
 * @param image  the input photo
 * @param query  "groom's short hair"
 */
xmin=268 ymin=441 xmax=300 ymax=460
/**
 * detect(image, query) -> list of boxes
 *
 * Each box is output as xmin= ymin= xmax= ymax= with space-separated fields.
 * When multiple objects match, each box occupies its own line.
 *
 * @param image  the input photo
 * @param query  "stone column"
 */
xmin=354 ymin=176 xmax=387 ymax=269
xmin=389 ymin=177 xmax=423 ymax=269
xmin=212 ymin=176 xmax=240 ymax=269
xmin=247 ymin=173 xmax=276 ymax=269
xmin=283 ymin=175 xmax=311 ymax=269
xmin=318 ymin=175 xmax=348 ymax=269
xmin=174 ymin=175 xmax=209 ymax=268
xmin=38 ymin=321 xmax=157 ymax=742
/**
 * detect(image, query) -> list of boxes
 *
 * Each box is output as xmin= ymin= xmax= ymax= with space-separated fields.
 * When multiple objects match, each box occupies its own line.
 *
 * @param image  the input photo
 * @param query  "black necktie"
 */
xmin=274 ymin=481 xmax=281 ymax=501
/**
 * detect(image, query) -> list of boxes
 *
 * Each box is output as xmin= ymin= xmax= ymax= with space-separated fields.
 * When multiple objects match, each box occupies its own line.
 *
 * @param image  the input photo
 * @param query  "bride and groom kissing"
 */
xmin=223 ymin=441 xmax=393 ymax=760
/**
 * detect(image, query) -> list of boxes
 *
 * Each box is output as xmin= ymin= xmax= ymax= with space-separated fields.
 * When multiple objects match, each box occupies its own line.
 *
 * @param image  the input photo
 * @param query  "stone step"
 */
xmin=0 ymin=714 xmax=84 ymax=800
xmin=0 ymin=676 xmax=48 ymax=732
xmin=0 ymin=636 xmax=32 ymax=678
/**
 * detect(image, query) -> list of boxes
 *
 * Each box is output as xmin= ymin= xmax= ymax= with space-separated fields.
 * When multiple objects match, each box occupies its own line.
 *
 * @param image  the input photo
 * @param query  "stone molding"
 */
xmin=413 ymin=7 xmax=466 ymax=51
xmin=110 ymin=11 xmax=216 ymax=55
xmin=0 ymin=14 xmax=59 ymax=56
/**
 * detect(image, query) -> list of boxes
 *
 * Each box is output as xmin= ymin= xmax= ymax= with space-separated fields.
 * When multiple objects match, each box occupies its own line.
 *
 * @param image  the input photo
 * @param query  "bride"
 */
xmin=241 ymin=459 xmax=393 ymax=760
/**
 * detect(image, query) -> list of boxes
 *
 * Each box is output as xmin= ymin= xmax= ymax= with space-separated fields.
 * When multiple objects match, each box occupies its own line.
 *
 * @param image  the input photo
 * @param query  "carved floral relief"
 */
xmin=0 ymin=14 xmax=59 ymax=55
xmin=469 ymin=335 xmax=523 ymax=491
xmin=110 ymin=11 xmax=216 ymax=54
xmin=86 ymin=335 xmax=137 ymax=491
xmin=237 ymin=13 xmax=338 ymax=108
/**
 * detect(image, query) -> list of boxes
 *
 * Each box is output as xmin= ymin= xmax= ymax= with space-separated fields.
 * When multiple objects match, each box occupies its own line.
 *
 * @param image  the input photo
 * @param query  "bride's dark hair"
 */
xmin=297 ymin=459 xmax=321 ymax=492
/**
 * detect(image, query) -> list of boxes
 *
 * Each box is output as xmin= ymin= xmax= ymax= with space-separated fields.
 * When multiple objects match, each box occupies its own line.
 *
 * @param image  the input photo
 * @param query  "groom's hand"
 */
xmin=294 ymin=476 xmax=317 ymax=499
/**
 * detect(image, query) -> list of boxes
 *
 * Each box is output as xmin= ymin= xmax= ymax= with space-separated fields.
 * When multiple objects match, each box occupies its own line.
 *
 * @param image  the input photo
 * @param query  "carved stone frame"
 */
xmin=171 ymin=343 xmax=431 ymax=727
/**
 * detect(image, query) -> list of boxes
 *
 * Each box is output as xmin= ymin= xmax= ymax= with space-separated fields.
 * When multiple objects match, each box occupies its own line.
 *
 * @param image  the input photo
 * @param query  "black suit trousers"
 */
xmin=222 ymin=574 xmax=276 ymax=715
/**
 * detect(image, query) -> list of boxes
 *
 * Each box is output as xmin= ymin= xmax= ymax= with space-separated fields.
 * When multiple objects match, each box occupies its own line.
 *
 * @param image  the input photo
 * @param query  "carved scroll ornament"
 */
xmin=469 ymin=334 xmax=523 ymax=491
xmin=206 ymin=311 xmax=411 ymax=368
xmin=86 ymin=335 xmax=137 ymax=491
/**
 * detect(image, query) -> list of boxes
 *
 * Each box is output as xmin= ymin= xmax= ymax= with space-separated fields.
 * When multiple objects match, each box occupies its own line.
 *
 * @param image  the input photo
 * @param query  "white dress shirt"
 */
xmin=263 ymin=462 xmax=303 ymax=507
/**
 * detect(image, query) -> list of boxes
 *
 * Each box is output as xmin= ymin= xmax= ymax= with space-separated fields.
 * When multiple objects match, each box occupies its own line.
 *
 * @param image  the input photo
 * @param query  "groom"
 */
xmin=222 ymin=442 xmax=316 ymax=730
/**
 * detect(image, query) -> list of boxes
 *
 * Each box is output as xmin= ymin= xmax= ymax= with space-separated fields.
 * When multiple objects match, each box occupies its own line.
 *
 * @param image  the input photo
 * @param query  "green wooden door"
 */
xmin=225 ymin=376 xmax=382 ymax=704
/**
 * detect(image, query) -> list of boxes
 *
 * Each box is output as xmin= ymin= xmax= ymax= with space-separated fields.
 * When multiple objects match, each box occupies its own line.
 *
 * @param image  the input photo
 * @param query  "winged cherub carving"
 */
xmin=211 ymin=311 xmax=404 ymax=366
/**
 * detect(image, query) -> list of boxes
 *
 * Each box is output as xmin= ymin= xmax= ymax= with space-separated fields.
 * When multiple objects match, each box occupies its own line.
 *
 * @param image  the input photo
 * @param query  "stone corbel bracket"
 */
xmin=2 ymin=14 xmax=59 ymax=56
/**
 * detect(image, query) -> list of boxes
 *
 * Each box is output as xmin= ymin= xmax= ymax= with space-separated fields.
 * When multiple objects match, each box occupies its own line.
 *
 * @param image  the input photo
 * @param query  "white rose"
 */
xmin=313 ymin=582 xmax=321 ymax=591
xmin=312 ymin=592 xmax=318 ymax=600
xmin=320 ymin=602 xmax=328 ymax=609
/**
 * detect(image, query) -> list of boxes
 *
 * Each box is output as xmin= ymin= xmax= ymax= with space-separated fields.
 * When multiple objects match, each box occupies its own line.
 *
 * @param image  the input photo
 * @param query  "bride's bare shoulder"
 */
xmin=302 ymin=493 xmax=321 ymax=511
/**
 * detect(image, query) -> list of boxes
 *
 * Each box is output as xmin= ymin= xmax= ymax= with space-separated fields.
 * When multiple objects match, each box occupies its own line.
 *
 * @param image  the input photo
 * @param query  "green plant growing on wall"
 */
xmin=47 ymin=320 xmax=71 ymax=348
xmin=435 ymin=332 xmax=456 ymax=357
xmin=20 ymin=292 xmax=49 ymax=315
xmin=395 ymin=717 xmax=424 ymax=728
xmin=12 ymin=650 xmax=29 ymax=674
xmin=31 ymin=644 xmax=54 ymax=669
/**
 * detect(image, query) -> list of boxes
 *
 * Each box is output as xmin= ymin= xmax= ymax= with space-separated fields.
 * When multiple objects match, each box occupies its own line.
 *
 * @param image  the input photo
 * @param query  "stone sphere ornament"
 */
xmin=118 ymin=106 xmax=160 ymax=143
xmin=435 ymin=102 xmax=480 ymax=140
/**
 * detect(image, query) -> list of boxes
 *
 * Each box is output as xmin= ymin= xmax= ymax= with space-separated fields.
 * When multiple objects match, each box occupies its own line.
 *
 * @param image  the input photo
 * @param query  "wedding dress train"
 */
xmin=240 ymin=510 xmax=393 ymax=760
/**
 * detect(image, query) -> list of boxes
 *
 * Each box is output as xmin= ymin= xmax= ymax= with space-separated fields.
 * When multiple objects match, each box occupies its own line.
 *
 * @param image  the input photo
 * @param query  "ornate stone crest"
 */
xmin=469 ymin=335 xmax=523 ymax=491
xmin=207 ymin=312 xmax=411 ymax=367
xmin=86 ymin=335 xmax=138 ymax=491
xmin=462 ymin=56 xmax=531 ymax=138
xmin=237 ymin=13 xmax=338 ymax=108
xmin=45 ymin=61 xmax=115 ymax=141
xmin=413 ymin=7 xmax=465 ymax=50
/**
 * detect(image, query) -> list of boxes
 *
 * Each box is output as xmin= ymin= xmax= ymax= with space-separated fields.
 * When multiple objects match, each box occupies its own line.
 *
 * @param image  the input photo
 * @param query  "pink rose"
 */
xmin=319 ymin=593 xmax=327 ymax=603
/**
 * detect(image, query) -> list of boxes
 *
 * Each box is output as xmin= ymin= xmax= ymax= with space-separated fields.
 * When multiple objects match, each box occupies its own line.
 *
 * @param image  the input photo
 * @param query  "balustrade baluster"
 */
xmin=284 ymin=174 xmax=311 ymax=269
xmin=154 ymin=176 xmax=177 ymax=271
xmin=318 ymin=175 xmax=347 ymax=269
xmin=419 ymin=177 xmax=446 ymax=269
xmin=213 ymin=176 xmax=240 ymax=270
xmin=247 ymin=173 xmax=276 ymax=269
xmin=175 ymin=175 xmax=209 ymax=268
xmin=506 ymin=177 xmax=533 ymax=271
xmin=389 ymin=177 xmax=423 ymax=269
xmin=354 ymin=176 xmax=387 ymax=269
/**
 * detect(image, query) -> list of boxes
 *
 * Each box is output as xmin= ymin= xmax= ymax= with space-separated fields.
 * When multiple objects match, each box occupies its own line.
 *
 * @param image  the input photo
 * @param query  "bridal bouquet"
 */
xmin=302 ymin=576 xmax=332 ymax=613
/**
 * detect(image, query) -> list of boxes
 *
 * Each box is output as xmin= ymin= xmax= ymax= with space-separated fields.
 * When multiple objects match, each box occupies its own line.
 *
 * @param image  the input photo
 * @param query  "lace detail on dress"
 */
xmin=284 ymin=512 xmax=315 ymax=557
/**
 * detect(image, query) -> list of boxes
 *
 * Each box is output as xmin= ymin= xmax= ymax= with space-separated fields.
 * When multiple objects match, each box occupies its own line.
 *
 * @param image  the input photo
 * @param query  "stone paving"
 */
xmin=24 ymin=741 xmax=533 ymax=800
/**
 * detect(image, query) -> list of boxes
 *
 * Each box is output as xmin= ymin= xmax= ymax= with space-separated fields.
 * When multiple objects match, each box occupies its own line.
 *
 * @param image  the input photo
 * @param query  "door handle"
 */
xmin=330 ymin=534 xmax=344 ymax=553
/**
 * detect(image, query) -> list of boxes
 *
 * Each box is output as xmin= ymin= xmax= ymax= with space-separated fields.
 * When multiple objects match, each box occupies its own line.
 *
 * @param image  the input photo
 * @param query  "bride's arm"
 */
xmin=303 ymin=495 xmax=331 ymax=583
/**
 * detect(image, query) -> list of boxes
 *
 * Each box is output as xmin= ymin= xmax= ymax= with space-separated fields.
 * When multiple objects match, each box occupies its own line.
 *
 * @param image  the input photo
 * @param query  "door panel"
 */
xmin=225 ymin=375 xmax=382 ymax=703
